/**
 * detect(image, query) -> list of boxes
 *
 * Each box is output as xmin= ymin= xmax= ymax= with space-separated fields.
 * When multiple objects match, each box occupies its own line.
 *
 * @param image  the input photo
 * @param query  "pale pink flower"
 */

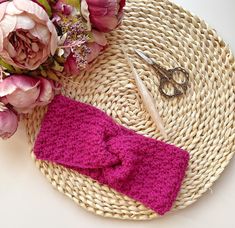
xmin=81 ymin=0 xmax=126 ymax=32
xmin=0 ymin=75 xmax=41 ymax=110
xmin=0 ymin=75 xmax=58 ymax=113
xmin=0 ymin=0 xmax=58 ymax=70
xmin=0 ymin=102 xmax=18 ymax=139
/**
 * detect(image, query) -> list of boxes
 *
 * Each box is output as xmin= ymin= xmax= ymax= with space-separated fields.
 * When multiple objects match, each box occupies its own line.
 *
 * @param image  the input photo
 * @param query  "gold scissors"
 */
xmin=135 ymin=49 xmax=189 ymax=98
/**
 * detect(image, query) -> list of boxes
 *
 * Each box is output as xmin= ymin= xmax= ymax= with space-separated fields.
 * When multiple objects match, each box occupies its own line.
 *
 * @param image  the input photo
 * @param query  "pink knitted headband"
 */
xmin=34 ymin=95 xmax=189 ymax=215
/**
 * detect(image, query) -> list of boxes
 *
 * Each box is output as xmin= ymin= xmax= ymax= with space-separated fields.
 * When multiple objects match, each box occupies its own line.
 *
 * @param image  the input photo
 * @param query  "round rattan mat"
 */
xmin=24 ymin=0 xmax=235 ymax=220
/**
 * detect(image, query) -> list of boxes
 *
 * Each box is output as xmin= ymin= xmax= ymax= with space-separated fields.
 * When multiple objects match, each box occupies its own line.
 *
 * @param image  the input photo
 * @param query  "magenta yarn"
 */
xmin=34 ymin=95 xmax=189 ymax=215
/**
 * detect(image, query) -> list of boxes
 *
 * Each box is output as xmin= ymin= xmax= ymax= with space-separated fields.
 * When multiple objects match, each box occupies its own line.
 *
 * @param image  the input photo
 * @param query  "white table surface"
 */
xmin=1 ymin=1 xmax=235 ymax=227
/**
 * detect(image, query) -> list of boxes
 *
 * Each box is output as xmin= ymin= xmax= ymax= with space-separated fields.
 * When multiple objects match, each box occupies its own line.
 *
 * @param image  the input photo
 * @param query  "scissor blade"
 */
xmin=134 ymin=49 xmax=154 ymax=65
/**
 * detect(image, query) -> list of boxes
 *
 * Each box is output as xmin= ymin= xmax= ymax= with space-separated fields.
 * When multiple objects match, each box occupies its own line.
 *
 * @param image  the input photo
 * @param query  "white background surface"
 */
xmin=0 ymin=1 xmax=235 ymax=227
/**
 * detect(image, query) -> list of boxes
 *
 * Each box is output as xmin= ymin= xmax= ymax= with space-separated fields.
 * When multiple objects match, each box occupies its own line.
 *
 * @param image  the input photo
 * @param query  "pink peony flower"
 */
xmin=81 ymin=0 xmax=126 ymax=32
xmin=0 ymin=0 xmax=58 ymax=70
xmin=0 ymin=75 xmax=41 ymax=110
xmin=0 ymin=102 xmax=18 ymax=139
xmin=0 ymin=75 xmax=58 ymax=113
xmin=64 ymin=30 xmax=107 ymax=76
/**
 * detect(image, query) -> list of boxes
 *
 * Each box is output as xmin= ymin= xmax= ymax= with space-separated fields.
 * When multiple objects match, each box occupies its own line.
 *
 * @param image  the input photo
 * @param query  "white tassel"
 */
xmin=121 ymin=47 xmax=168 ymax=139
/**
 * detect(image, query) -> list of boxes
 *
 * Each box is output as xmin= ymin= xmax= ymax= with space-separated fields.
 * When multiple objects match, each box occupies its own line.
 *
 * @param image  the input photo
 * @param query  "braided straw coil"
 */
xmin=24 ymin=0 xmax=235 ymax=220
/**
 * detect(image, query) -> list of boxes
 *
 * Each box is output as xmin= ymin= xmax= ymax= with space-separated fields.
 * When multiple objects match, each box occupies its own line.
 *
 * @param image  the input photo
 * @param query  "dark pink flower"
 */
xmin=81 ymin=0 xmax=126 ymax=32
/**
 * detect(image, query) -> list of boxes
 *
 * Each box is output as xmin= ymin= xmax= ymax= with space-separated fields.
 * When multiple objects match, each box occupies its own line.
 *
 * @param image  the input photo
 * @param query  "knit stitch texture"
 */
xmin=34 ymin=95 xmax=189 ymax=215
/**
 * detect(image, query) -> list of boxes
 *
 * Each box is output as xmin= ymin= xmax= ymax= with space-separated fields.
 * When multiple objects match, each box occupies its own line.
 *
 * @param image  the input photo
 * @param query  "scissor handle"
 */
xmin=159 ymin=67 xmax=189 ymax=98
xmin=135 ymin=49 xmax=190 ymax=98
xmin=169 ymin=67 xmax=189 ymax=86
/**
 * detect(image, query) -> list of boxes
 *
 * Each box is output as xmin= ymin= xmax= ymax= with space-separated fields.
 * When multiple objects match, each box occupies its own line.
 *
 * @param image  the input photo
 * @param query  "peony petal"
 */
xmin=90 ymin=15 xmax=118 ymax=32
xmin=11 ymin=75 xmax=40 ymax=91
xmin=92 ymin=29 xmax=107 ymax=46
xmin=87 ymin=0 xmax=118 ymax=16
xmin=17 ymin=52 xmax=27 ymax=62
xmin=119 ymin=0 xmax=126 ymax=13
xmin=25 ymin=53 xmax=43 ymax=70
xmin=31 ymin=42 xmax=39 ymax=52
xmin=81 ymin=0 xmax=91 ymax=30
xmin=37 ymin=78 xmax=54 ymax=104
xmin=30 ymin=23 xmax=50 ymax=44
xmin=47 ymin=21 xmax=58 ymax=54
xmin=0 ymin=14 xmax=16 ymax=37
xmin=5 ymin=1 xmax=23 ymax=15
xmin=0 ymin=47 xmax=18 ymax=67
xmin=13 ymin=0 xmax=49 ymax=22
xmin=0 ymin=75 xmax=40 ymax=97
xmin=85 ymin=0 xmax=126 ymax=32
xmin=25 ymin=61 xmax=40 ymax=71
xmin=0 ymin=1 xmax=8 ymax=21
xmin=7 ymin=41 xmax=16 ymax=57
xmin=87 ymin=43 xmax=103 ymax=63
xmin=64 ymin=54 xmax=80 ymax=76
xmin=15 ymin=14 xmax=36 ymax=30
xmin=41 ymin=46 xmax=48 ymax=59
xmin=0 ymin=75 xmax=40 ymax=100
xmin=6 ymin=86 xmax=40 ymax=108
xmin=0 ymin=77 xmax=17 ymax=97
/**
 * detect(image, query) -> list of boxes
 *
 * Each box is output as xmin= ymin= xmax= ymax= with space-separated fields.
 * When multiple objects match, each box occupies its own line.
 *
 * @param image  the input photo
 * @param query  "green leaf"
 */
xmin=64 ymin=0 xmax=81 ymax=9
xmin=0 ymin=58 xmax=15 ymax=72
xmin=37 ymin=0 xmax=52 ymax=17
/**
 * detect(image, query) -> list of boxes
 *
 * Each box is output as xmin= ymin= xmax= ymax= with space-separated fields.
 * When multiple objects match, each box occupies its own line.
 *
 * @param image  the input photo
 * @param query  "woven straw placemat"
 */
xmin=24 ymin=0 xmax=235 ymax=220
